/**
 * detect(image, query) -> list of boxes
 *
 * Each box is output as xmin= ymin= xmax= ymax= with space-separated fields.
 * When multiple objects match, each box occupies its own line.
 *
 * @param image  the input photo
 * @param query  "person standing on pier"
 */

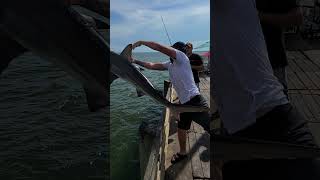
xmin=131 ymin=41 xmax=209 ymax=164
xmin=186 ymin=42 xmax=204 ymax=91
xmin=256 ymin=0 xmax=303 ymax=97
xmin=213 ymin=0 xmax=319 ymax=179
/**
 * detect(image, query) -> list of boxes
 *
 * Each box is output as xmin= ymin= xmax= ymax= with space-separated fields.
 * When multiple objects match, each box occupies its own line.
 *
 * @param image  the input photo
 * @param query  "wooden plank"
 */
xmin=287 ymin=52 xmax=303 ymax=73
xmin=315 ymin=72 xmax=320 ymax=84
xmin=192 ymin=121 xmax=210 ymax=179
xmin=308 ymin=122 xmax=320 ymax=147
xmin=292 ymin=52 xmax=313 ymax=72
xmin=287 ymin=58 xmax=306 ymax=89
xmin=306 ymin=72 xmax=320 ymax=89
xmin=295 ymin=72 xmax=317 ymax=89
xmin=164 ymin=87 xmax=193 ymax=180
xmin=304 ymin=94 xmax=320 ymax=121
xmin=299 ymin=54 xmax=320 ymax=73
xmin=288 ymin=53 xmax=315 ymax=90
xmin=296 ymin=51 xmax=320 ymax=89
xmin=297 ymin=93 xmax=315 ymax=119
xmin=287 ymin=72 xmax=297 ymax=89
xmin=291 ymin=52 xmax=320 ymax=89
xmin=290 ymin=93 xmax=309 ymax=120
xmin=188 ymin=123 xmax=204 ymax=179
xmin=159 ymin=106 xmax=170 ymax=180
xmin=165 ymin=132 xmax=193 ymax=180
xmin=311 ymin=93 xmax=320 ymax=122
xmin=287 ymin=71 xmax=305 ymax=89
xmin=164 ymin=77 xmax=210 ymax=180
xmin=196 ymin=132 xmax=210 ymax=179
xmin=304 ymin=50 xmax=320 ymax=69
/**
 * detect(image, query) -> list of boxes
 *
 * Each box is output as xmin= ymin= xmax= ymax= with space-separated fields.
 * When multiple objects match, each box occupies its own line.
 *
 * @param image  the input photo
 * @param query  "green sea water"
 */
xmin=110 ymin=52 xmax=169 ymax=180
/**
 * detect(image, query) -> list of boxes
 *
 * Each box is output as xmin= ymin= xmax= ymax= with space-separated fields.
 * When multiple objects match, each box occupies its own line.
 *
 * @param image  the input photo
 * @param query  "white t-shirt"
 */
xmin=212 ymin=0 xmax=289 ymax=134
xmin=163 ymin=49 xmax=200 ymax=104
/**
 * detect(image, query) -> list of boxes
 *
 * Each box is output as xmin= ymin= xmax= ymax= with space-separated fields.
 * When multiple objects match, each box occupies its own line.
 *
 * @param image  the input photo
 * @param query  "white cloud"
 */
xmin=110 ymin=0 xmax=209 ymax=39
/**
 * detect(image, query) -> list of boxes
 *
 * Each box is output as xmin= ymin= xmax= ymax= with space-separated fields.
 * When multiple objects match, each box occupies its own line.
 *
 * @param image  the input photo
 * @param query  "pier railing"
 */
xmin=141 ymin=80 xmax=172 ymax=180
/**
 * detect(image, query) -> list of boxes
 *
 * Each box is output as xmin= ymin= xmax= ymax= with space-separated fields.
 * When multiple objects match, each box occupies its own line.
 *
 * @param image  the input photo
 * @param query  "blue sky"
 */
xmin=110 ymin=0 xmax=210 ymax=52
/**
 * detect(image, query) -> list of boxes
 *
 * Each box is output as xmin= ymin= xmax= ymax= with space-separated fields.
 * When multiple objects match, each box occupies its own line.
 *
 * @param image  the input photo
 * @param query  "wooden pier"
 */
xmin=211 ymin=49 xmax=320 ymax=180
xmin=287 ymin=50 xmax=320 ymax=145
xmin=163 ymin=77 xmax=210 ymax=180
xmin=139 ymin=50 xmax=320 ymax=180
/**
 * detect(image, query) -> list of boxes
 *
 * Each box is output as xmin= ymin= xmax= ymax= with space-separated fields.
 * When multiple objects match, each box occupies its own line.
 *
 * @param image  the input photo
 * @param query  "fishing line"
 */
xmin=161 ymin=16 xmax=172 ymax=45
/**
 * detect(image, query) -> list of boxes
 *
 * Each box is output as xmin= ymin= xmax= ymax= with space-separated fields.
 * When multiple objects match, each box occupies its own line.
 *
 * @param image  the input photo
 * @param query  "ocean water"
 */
xmin=0 ymin=53 xmax=108 ymax=179
xmin=110 ymin=52 xmax=169 ymax=180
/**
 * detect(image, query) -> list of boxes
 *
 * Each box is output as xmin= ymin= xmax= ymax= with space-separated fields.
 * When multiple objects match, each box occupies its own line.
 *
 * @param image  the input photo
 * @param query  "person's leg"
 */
xmin=189 ymin=95 xmax=210 ymax=132
xmin=177 ymin=128 xmax=187 ymax=154
xmin=273 ymin=67 xmax=288 ymax=97
xmin=171 ymin=112 xmax=193 ymax=163
xmin=172 ymin=95 xmax=209 ymax=163
xmin=177 ymin=112 xmax=193 ymax=154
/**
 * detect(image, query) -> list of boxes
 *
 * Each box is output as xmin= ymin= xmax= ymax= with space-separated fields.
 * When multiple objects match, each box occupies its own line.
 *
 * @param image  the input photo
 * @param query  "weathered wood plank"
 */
xmin=165 ymin=132 xmax=193 ymax=180
xmin=303 ymin=50 xmax=320 ymax=69
xmin=290 ymin=93 xmax=309 ymax=120
xmin=288 ymin=53 xmax=316 ymax=89
xmin=299 ymin=93 xmax=315 ymax=119
xmin=308 ymin=122 xmax=320 ymax=147
xmin=192 ymin=109 xmax=210 ymax=179
xmin=287 ymin=52 xmax=303 ymax=73
xmin=304 ymin=94 xmax=320 ymax=121
xmin=310 ymin=93 xmax=320 ymax=122
xmin=296 ymin=72 xmax=317 ymax=89
xmin=196 ymin=132 xmax=210 ymax=178
xmin=306 ymin=72 xmax=320 ymax=89
xmin=292 ymin=52 xmax=313 ymax=73
xmin=291 ymin=52 xmax=320 ymax=89
xmin=296 ymin=51 xmax=320 ymax=89
xmin=288 ymin=71 xmax=305 ymax=89
xmin=188 ymin=123 xmax=204 ymax=179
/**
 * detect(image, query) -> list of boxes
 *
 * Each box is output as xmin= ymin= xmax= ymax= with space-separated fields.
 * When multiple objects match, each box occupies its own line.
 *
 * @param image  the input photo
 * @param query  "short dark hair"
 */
xmin=171 ymin=41 xmax=187 ymax=54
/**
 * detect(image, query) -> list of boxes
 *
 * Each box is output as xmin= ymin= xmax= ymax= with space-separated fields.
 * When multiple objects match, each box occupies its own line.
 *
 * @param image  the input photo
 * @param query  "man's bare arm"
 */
xmin=259 ymin=7 xmax=303 ymax=27
xmin=133 ymin=41 xmax=176 ymax=59
xmin=131 ymin=58 xmax=167 ymax=71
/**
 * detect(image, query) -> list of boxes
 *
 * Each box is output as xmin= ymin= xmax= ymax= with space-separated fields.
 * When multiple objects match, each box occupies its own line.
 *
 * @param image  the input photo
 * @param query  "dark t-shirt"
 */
xmin=256 ymin=0 xmax=298 ymax=68
xmin=189 ymin=53 xmax=203 ymax=83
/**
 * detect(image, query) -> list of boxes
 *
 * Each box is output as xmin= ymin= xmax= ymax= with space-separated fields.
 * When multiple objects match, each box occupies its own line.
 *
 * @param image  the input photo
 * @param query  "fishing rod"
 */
xmin=161 ymin=16 xmax=172 ymax=45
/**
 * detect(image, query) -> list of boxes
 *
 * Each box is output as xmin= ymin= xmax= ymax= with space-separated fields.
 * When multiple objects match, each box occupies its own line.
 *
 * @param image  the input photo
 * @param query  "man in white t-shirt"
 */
xmin=131 ymin=41 xmax=209 ymax=164
xmin=213 ymin=0 xmax=319 ymax=179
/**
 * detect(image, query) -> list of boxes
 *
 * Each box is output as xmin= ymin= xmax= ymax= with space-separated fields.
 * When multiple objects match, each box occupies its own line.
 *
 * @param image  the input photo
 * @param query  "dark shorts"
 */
xmin=178 ymin=95 xmax=210 ymax=131
xmin=222 ymin=103 xmax=320 ymax=180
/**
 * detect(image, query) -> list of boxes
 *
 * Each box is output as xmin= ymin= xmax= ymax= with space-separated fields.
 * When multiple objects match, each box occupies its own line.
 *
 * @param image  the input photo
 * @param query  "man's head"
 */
xmin=186 ymin=42 xmax=193 ymax=57
xmin=171 ymin=41 xmax=187 ymax=54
